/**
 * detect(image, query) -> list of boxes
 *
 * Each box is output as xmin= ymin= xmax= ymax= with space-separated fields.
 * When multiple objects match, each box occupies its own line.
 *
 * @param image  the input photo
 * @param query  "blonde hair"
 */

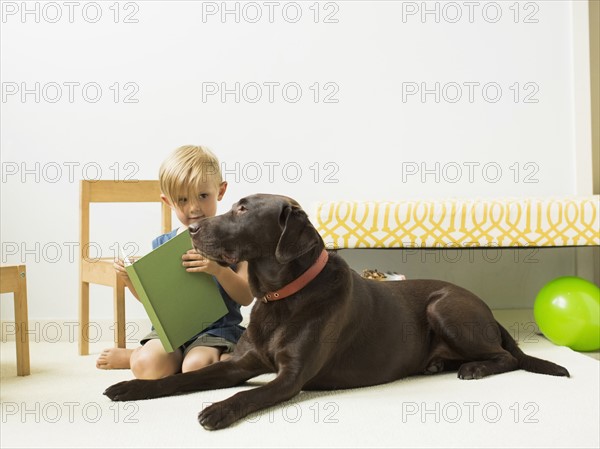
xmin=159 ymin=145 xmax=223 ymax=205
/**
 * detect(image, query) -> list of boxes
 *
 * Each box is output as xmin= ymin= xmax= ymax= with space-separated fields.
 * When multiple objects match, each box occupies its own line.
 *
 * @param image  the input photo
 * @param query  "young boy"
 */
xmin=96 ymin=145 xmax=254 ymax=379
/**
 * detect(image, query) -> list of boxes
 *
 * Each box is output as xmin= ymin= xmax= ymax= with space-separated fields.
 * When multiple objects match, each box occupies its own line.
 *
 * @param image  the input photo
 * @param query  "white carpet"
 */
xmin=1 ymin=336 xmax=598 ymax=448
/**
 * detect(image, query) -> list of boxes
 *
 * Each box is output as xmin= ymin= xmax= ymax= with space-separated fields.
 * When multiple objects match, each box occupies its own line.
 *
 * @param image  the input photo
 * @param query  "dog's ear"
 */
xmin=275 ymin=205 xmax=321 ymax=264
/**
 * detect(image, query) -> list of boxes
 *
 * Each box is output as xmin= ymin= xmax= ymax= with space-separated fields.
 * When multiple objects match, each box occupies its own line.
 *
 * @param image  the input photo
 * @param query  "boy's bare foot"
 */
xmin=96 ymin=348 xmax=134 ymax=370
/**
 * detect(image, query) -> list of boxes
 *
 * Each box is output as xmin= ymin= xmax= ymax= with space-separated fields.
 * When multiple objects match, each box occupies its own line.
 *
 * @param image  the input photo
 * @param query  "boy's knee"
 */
xmin=130 ymin=351 xmax=158 ymax=379
xmin=181 ymin=348 xmax=220 ymax=373
xmin=130 ymin=347 xmax=177 ymax=379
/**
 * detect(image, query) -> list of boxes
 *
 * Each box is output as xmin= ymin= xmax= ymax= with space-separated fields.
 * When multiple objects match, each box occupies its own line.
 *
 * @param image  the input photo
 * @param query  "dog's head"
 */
xmin=189 ymin=194 xmax=323 ymax=265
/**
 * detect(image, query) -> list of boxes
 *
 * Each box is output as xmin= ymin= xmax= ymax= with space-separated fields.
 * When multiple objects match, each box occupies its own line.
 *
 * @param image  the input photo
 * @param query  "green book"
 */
xmin=125 ymin=229 xmax=228 ymax=352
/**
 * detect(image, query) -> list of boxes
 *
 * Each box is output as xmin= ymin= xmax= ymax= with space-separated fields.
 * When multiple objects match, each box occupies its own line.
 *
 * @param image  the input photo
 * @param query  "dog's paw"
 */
xmin=198 ymin=402 xmax=240 ymax=430
xmin=424 ymin=360 xmax=444 ymax=375
xmin=457 ymin=362 xmax=491 ymax=380
xmin=104 ymin=379 xmax=157 ymax=401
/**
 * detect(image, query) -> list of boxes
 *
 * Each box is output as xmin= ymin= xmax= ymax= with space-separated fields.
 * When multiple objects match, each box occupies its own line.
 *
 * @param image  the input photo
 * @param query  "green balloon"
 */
xmin=534 ymin=276 xmax=600 ymax=351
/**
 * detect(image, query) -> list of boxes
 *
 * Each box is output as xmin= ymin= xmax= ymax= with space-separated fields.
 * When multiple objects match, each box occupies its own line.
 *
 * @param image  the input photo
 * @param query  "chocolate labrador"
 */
xmin=104 ymin=194 xmax=569 ymax=429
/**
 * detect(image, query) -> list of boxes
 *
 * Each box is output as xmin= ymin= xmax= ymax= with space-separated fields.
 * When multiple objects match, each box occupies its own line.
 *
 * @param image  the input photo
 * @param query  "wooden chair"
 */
xmin=0 ymin=264 xmax=31 ymax=376
xmin=79 ymin=180 xmax=172 ymax=355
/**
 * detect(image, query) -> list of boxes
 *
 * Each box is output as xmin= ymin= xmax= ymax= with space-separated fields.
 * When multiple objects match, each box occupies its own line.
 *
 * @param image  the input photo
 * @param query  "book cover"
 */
xmin=125 ymin=229 xmax=228 ymax=352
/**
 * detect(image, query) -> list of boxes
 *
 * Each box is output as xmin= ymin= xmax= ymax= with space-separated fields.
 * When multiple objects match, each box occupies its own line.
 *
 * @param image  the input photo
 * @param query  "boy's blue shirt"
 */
xmin=151 ymin=229 xmax=245 ymax=344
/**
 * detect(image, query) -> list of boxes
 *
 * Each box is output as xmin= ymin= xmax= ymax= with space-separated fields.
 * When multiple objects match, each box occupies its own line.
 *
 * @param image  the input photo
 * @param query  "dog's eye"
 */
xmin=235 ymin=205 xmax=247 ymax=215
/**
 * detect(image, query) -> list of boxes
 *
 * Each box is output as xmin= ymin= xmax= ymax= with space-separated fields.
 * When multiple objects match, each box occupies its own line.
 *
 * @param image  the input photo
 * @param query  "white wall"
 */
xmin=0 ymin=1 xmax=593 ymax=322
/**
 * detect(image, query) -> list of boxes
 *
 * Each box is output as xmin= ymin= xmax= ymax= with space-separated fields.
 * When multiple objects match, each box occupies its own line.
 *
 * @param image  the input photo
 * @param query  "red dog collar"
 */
xmin=262 ymin=249 xmax=329 ymax=302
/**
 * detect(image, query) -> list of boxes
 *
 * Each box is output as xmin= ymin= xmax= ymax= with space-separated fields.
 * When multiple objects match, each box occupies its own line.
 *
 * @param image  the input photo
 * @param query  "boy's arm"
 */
xmin=212 ymin=261 xmax=254 ymax=306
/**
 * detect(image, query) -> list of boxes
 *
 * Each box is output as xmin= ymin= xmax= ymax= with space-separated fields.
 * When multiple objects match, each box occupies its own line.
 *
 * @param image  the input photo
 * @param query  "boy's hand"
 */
xmin=113 ymin=258 xmax=131 ymax=280
xmin=182 ymin=249 xmax=224 ymax=276
xmin=113 ymin=257 xmax=140 ymax=300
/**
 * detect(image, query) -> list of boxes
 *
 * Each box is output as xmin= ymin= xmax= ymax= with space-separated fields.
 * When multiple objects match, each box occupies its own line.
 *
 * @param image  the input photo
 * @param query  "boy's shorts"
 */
xmin=140 ymin=330 xmax=236 ymax=357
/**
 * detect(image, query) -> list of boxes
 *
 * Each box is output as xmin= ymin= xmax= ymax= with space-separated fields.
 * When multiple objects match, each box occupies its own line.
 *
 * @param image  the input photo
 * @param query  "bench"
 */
xmin=313 ymin=196 xmax=599 ymax=249
xmin=312 ymin=195 xmax=600 ymax=291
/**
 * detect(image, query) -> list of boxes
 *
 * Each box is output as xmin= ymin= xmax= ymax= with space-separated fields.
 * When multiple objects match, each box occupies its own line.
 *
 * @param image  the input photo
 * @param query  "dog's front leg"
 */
xmin=198 ymin=365 xmax=310 ymax=430
xmin=104 ymin=355 xmax=267 ymax=401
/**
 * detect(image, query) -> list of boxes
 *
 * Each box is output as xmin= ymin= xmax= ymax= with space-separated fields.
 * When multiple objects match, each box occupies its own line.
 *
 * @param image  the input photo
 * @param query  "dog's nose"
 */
xmin=188 ymin=222 xmax=201 ymax=235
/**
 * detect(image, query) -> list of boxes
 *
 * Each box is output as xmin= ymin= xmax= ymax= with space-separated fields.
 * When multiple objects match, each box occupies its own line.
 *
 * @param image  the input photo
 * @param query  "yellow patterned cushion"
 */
xmin=314 ymin=196 xmax=600 ymax=249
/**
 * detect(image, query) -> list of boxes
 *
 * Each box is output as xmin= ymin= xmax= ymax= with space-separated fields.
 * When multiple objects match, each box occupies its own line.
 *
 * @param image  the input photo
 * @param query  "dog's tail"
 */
xmin=498 ymin=322 xmax=570 ymax=377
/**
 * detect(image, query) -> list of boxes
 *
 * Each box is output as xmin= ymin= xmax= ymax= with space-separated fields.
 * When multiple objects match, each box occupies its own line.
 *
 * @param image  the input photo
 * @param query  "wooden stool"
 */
xmin=0 ymin=265 xmax=31 ymax=376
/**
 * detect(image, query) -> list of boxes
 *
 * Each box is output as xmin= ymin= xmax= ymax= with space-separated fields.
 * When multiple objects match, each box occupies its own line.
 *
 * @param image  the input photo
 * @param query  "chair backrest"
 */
xmin=79 ymin=180 xmax=172 ymax=260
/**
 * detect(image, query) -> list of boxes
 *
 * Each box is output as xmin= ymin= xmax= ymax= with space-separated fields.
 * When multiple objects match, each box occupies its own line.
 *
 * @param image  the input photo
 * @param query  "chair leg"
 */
xmin=113 ymin=279 xmax=126 ymax=348
xmin=14 ymin=266 xmax=30 ymax=376
xmin=79 ymin=281 xmax=90 ymax=355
